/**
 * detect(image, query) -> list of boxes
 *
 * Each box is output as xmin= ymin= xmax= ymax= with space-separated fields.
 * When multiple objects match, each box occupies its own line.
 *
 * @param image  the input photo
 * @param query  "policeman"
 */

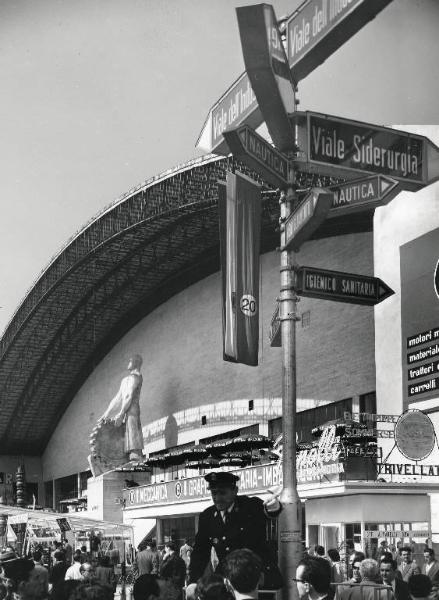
xmin=188 ymin=471 xmax=282 ymax=586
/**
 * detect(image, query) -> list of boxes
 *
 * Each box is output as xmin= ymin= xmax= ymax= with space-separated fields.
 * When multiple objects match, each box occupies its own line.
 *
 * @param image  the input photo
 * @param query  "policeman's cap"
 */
xmin=204 ymin=471 xmax=239 ymax=489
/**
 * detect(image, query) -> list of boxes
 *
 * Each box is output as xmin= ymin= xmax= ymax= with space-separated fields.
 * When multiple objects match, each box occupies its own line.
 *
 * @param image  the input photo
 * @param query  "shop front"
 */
xmin=302 ymin=481 xmax=435 ymax=563
xmin=122 ymin=460 xmax=439 ymax=560
xmin=122 ymin=461 xmax=286 ymax=548
xmin=0 ymin=504 xmax=134 ymax=566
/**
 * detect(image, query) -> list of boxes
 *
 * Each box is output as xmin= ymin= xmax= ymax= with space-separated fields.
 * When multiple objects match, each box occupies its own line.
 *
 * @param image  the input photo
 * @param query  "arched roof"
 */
xmin=0 ymin=154 xmax=372 ymax=455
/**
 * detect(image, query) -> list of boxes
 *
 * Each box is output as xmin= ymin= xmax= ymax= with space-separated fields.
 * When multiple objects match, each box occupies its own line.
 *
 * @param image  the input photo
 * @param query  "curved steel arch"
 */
xmin=0 ymin=154 xmax=371 ymax=454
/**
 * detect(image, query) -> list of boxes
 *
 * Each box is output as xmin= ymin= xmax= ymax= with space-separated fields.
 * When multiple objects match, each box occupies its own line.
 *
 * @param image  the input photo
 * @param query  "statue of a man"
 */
xmin=99 ymin=354 xmax=144 ymax=461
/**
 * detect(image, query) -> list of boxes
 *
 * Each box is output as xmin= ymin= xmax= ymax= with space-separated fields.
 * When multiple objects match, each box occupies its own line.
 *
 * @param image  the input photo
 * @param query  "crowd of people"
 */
xmin=300 ymin=543 xmax=439 ymax=600
xmin=0 ymin=469 xmax=438 ymax=600
xmin=0 ymin=541 xmax=118 ymax=600
xmin=1 ymin=536 xmax=439 ymax=600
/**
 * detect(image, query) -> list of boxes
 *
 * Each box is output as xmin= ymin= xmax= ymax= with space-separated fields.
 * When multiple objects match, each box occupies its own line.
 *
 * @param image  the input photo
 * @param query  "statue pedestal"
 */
xmin=86 ymin=471 xmax=148 ymax=522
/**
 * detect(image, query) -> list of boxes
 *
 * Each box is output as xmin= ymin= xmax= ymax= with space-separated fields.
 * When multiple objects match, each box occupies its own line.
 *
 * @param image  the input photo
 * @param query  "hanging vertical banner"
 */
xmin=219 ymin=171 xmax=262 ymax=366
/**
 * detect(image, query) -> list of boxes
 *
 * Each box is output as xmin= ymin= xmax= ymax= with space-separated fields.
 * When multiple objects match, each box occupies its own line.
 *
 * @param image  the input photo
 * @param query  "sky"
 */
xmin=0 ymin=0 xmax=439 ymax=335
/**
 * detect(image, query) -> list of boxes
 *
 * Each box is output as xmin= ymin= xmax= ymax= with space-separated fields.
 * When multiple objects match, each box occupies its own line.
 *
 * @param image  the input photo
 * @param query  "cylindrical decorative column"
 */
xmin=16 ymin=465 xmax=25 ymax=507
xmin=0 ymin=513 xmax=8 ymax=548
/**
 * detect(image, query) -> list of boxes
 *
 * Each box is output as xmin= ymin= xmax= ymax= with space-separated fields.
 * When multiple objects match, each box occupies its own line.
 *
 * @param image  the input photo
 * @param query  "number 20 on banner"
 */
xmin=240 ymin=294 xmax=258 ymax=316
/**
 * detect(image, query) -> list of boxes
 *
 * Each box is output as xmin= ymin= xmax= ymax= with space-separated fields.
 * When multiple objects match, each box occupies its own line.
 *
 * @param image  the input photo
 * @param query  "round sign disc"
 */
xmin=434 ymin=259 xmax=439 ymax=300
xmin=240 ymin=294 xmax=258 ymax=317
xmin=395 ymin=410 xmax=435 ymax=461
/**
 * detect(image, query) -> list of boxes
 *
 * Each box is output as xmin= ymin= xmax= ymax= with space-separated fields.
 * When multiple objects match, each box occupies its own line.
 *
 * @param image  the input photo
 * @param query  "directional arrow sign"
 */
xmin=223 ymin=125 xmax=291 ymax=189
xmin=296 ymin=266 xmax=394 ymax=306
xmin=286 ymin=0 xmax=394 ymax=83
xmin=196 ymin=72 xmax=261 ymax=156
xmin=328 ymin=175 xmax=399 ymax=217
xmin=284 ymin=188 xmax=333 ymax=251
xmin=292 ymin=111 xmax=439 ymax=191
xmin=236 ymin=4 xmax=296 ymax=152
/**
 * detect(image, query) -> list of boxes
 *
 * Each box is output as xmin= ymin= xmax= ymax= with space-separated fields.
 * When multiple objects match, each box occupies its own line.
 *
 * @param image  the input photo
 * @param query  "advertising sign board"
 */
xmin=401 ymin=229 xmax=439 ymax=408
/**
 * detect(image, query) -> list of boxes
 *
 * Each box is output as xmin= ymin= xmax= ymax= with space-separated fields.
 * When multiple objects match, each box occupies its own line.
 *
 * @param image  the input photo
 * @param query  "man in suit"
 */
xmin=380 ymin=557 xmax=410 ymax=600
xmin=340 ymin=559 xmax=392 ymax=600
xmin=295 ymin=555 xmax=331 ymax=600
xmin=188 ymin=471 xmax=281 ymax=586
xmin=408 ymin=575 xmax=433 ymax=600
xmin=160 ymin=542 xmax=186 ymax=600
xmin=422 ymin=548 xmax=439 ymax=598
xmin=398 ymin=547 xmax=421 ymax=583
xmin=224 ymin=549 xmax=263 ymax=600
xmin=136 ymin=540 xmax=159 ymax=576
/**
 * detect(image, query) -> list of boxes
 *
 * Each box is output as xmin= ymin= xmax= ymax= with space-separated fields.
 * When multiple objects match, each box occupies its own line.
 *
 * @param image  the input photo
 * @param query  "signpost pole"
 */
xmin=278 ymin=180 xmax=302 ymax=600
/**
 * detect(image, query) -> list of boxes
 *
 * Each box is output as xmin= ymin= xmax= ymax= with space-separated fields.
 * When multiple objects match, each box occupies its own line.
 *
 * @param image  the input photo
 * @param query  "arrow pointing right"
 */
xmin=427 ymin=138 xmax=439 ymax=186
xmin=329 ymin=175 xmax=399 ymax=217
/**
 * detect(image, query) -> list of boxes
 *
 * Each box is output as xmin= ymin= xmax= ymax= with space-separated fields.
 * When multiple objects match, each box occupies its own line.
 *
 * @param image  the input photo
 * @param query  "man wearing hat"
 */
xmin=188 ymin=471 xmax=281 ymax=586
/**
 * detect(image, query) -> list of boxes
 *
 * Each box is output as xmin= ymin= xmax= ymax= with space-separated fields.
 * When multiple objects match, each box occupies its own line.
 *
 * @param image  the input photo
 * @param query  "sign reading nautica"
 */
xmin=329 ymin=175 xmax=399 ymax=216
xmin=223 ymin=125 xmax=291 ymax=188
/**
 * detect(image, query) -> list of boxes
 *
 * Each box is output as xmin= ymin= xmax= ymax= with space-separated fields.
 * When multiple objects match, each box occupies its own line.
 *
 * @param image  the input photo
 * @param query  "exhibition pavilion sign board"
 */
xmin=400 ymin=229 xmax=439 ymax=408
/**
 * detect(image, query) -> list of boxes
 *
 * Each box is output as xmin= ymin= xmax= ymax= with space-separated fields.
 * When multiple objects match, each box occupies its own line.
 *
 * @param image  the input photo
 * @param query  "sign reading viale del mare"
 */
xmin=400 ymin=228 xmax=439 ymax=408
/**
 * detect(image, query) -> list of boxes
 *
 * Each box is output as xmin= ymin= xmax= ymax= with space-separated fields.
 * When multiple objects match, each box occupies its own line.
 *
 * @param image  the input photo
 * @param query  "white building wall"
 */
xmin=374 ymin=125 xmax=439 ymax=477
xmin=43 ymin=233 xmax=375 ymax=482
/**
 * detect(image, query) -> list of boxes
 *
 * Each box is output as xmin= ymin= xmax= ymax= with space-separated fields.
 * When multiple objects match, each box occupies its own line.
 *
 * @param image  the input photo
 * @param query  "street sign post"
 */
xmin=196 ymin=72 xmax=260 ymax=156
xmin=212 ymin=4 xmax=401 ymax=600
xmin=286 ymin=0 xmax=394 ymax=83
xmin=292 ymin=111 xmax=439 ymax=191
xmin=236 ymin=3 xmax=296 ymax=151
xmin=296 ymin=266 xmax=394 ymax=306
xmin=328 ymin=175 xmax=399 ymax=216
xmin=223 ymin=125 xmax=291 ymax=189
xmin=284 ymin=188 xmax=333 ymax=251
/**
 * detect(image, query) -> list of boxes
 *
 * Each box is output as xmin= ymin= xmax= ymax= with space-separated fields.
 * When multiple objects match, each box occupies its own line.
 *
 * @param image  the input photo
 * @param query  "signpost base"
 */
xmin=278 ymin=487 xmax=302 ymax=600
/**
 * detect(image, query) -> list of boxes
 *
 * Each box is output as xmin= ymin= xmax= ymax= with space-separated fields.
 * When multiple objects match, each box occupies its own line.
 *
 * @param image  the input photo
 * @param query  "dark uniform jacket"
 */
xmin=188 ymin=494 xmax=274 ymax=584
